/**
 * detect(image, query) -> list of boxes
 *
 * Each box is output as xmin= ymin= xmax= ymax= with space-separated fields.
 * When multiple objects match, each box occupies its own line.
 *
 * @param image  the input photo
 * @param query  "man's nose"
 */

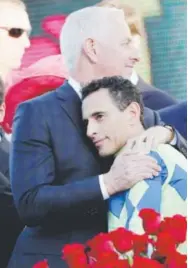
xmin=86 ymin=120 xmax=97 ymax=139
xmin=131 ymin=40 xmax=141 ymax=63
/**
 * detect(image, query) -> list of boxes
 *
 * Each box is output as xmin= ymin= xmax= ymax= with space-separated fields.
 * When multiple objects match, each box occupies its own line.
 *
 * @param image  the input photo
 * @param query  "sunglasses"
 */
xmin=0 ymin=27 xmax=30 ymax=38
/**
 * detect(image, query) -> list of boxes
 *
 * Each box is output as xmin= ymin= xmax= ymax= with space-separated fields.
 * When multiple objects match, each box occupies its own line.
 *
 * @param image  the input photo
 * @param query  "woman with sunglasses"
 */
xmin=0 ymin=0 xmax=31 ymax=82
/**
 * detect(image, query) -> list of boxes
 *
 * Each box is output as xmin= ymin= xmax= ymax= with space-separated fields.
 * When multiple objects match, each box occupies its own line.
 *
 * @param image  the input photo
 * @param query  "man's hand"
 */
xmin=103 ymin=153 xmax=161 ymax=196
xmin=139 ymin=125 xmax=174 ymax=148
xmin=102 ymin=126 xmax=172 ymax=196
xmin=124 ymin=126 xmax=174 ymax=153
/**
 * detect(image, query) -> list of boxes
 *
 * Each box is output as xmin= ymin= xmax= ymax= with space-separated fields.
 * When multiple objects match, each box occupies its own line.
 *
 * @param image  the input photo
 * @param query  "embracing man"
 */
xmin=9 ymin=6 xmax=186 ymax=268
xmin=82 ymin=76 xmax=187 ymax=233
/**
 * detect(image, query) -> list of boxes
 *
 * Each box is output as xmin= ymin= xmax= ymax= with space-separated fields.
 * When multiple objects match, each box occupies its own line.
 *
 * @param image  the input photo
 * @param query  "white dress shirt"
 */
xmin=130 ymin=70 xmax=139 ymax=86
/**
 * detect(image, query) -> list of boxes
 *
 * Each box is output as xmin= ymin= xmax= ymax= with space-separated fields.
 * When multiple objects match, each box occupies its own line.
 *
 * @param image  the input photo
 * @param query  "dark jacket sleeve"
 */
xmin=158 ymin=102 xmax=187 ymax=140
xmin=143 ymin=107 xmax=187 ymax=157
xmin=0 ymin=171 xmax=23 ymax=267
xmin=10 ymin=101 xmax=105 ymax=227
xmin=142 ymin=89 xmax=178 ymax=110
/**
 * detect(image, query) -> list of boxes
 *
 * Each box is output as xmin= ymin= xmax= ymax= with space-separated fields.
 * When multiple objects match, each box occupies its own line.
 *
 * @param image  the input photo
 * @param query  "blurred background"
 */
xmin=23 ymin=0 xmax=186 ymax=100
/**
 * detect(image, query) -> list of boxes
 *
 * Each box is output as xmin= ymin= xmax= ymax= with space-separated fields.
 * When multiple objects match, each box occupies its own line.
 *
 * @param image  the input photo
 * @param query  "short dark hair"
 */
xmin=0 ymin=78 xmax=5 ymax=106
xmin=82 ymin=76 xmax=144 ymax=125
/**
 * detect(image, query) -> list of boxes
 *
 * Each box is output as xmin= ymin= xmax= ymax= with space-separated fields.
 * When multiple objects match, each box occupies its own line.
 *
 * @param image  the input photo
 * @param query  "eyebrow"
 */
xmin=92 ymin=111 xmax=104 ymax=116
xmin=82 ymin=111 xmax=105 ymax=121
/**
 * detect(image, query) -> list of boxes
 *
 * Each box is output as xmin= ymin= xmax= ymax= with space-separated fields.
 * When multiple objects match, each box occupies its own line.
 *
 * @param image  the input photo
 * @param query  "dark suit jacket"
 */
xmin=159 ymin=101 xmax=187 ymax=140
xmin=0 ymin=130 xmax=23 ymax=268
xmin=138 ymin=77 xmax=178 ymax=110
xmin=8 ymin=82 xmax=186 ymax=268
xmin=137 ymin=77 xmax=186 ymax=141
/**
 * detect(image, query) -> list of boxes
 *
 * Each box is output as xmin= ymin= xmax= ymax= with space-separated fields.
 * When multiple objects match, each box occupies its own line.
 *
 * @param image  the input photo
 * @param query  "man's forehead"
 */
xmin=114 ymin=14 xmax=131 ymax=34
xmin=0 ymin=3 xmax=31 ymax=29
xmin=84 ymin=89 xmax=110 ymax=104
xmin=82 ymin=89 xmax=114 ymax=117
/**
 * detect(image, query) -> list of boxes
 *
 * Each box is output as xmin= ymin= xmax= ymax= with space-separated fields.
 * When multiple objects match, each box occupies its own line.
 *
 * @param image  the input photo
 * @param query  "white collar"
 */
xmin=130 ymin=70 xmax=139 ymax=85
xmin=68 ymin=77 xmax=82 ymax=99
xmin=5 ymin=133 xmax=12 ymax=142
xmin=68 ymin=72 xmax=139 ymax=98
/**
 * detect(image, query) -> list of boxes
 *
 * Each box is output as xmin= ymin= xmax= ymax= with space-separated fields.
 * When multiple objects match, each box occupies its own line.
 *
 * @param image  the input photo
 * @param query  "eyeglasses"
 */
xmin=0 ymin=27 xmax=30 ymax=38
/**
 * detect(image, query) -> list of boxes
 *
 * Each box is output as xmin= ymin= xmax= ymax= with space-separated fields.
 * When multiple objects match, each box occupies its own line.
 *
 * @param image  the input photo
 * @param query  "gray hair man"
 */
xmin=8 ymin=6 xmax=186 ymax=268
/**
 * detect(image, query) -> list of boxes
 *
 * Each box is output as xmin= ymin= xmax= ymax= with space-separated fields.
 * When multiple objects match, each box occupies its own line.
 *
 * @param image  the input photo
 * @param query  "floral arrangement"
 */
xmin=33 ymin=209 xmax=187 ymax=268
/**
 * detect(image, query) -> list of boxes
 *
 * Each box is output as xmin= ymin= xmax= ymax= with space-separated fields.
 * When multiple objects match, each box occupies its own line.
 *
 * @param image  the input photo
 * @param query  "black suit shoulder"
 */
xmin=137 ymin=77 xmax=177 ymax=110
xmin=142 ymin=90 xmax=178 ymax=110
xmin=0 ymin=130 xmax=10 ymax=178
xmin=18 ymin=88 xmax=57 ymax=108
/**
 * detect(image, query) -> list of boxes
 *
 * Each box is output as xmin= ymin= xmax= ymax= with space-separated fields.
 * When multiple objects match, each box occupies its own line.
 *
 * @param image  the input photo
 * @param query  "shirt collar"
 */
xmin=68 ymin=72 xmax=139 ymax=98
xmin=68 ymin=77 xmax=82 ymax=99
xmin=129 ymin=70 xmax=139 ymax=85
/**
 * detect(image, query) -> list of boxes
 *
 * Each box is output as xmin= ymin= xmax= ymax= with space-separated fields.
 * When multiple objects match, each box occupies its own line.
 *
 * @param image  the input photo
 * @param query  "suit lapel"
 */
xmin=137 ymin=77 xmax=147 ymax=92
xmin=56 ymin=81 xmax=85 ymax=135
xmin=137 ymin=76 xmax=156 ymax=92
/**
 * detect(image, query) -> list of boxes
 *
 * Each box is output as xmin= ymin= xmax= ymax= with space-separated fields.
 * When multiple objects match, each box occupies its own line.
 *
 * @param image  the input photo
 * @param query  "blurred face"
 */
xmin=0 ymin=3 xmax=31 ymax=71
xmin=132 ymin=34 xmax=142 ymax=59
xmin=86 ymin=13 xmax=140 ymax=79
xmin=82 ymin=88 xmax=139 ymax=157
xmin=0 ymin=102 xmax=5 ymax=122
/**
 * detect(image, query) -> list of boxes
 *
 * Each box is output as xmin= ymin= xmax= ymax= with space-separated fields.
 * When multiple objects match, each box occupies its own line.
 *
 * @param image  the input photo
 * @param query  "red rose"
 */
xmin=159 ymin=218 xmax=171 ymax=232
xmin=109 ymin=227 xmax=133 ymax=253
xmin=132 ymin=233 xmax=149 ymax=255
xmin=139 ymin=208 xmax=161 ymax=235
xmin=155 ymin=232 xmax=176 ymax=257
xmin=160 ymin=215 xmax=187 ymax=244
xmin=87 ymin=233 xmax=118 ymax=262
xmin=33 ymin=259 xmax=49 ymax=268
xmin=165 ymin=251 xmax=187 ymax=268
xmin=132 ymin=256 xmax=164 ymax=268
xmin=62 ymin=243 xmax=88 ymax=268
xmin=90 ymin=259 xmax=130 ymax=268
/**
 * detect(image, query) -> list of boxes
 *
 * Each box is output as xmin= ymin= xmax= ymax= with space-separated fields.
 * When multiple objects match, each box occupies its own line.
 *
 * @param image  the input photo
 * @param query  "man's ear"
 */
xmin=125 ymin=102 xmax=141 ymax=124
xmin=83 ymin=38 xmax=98 ymax=63
xmin=0 ymin=102 xmax=5 ymax=123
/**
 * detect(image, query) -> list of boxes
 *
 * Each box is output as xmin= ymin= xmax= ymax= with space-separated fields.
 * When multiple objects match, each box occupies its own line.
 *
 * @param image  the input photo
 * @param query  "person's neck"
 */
xmin=70 ymin=61 xmax=114 ymax=86
xmin=71 ymin=70 xmax=99 ymax=87
xmin=115 ymin=124 xmax=145 ymax=156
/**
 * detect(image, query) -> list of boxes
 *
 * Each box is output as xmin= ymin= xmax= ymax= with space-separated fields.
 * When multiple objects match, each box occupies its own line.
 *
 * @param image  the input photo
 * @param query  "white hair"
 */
xmin=60 ymin=6 xmax=124 ymax=73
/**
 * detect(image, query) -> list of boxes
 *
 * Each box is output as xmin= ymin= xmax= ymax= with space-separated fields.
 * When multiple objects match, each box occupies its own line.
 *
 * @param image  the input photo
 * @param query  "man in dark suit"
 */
xmin=8 ymin=7 xmax=186 ymax=268
xmin=97 ymin=0 xmax=185 ymax=138
xmin=0 ymin=78 xmax=24 ymax=267
xmin=97 ymin=0 xmax=178 ymax=110
xmin=0 ymin=1 xmax=31 ymax=266
xmin=0 ymin=78 xmax=8 ymax=178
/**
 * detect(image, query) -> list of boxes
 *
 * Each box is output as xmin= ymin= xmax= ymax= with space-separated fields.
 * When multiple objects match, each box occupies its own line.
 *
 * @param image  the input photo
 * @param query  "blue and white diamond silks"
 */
xmin=108 ymin=144 xmax=187 ymax=240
